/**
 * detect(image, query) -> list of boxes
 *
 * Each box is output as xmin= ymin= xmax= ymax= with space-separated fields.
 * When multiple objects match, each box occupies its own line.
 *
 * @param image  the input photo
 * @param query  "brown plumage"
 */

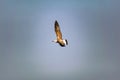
xmin=53 ymin=20 xmax=68 ymax=47
xmin=55 ymin=20 xmax=62 ymax=40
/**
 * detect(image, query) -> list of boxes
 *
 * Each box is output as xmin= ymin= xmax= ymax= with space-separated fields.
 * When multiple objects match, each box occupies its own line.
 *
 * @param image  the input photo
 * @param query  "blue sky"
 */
xmin=0 ymin=0 xmax=120 ymax=80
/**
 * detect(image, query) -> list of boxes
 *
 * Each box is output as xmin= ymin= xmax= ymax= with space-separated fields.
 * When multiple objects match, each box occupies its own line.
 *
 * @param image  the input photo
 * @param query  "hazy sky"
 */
xmin=0 ymin=0 xmax=120 ymax=80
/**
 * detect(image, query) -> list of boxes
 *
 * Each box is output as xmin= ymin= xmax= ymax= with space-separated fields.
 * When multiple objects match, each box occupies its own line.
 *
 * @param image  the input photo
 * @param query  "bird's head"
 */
xmin=52 ymin=39 xmax=57 ymax=43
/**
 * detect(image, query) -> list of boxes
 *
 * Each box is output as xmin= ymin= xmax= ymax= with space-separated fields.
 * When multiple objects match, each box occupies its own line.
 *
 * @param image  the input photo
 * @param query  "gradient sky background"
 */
xmin=0 ymin=0 xmax=120 ymax=80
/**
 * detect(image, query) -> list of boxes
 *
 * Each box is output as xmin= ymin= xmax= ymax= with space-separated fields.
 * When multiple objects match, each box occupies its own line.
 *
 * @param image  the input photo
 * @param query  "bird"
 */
xmin=52 ymin=20 xmax=68 ymax=47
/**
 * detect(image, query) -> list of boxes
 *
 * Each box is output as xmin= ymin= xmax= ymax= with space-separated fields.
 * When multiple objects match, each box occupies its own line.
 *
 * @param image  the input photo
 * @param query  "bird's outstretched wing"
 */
xmin=54 ymin=20 xmax=62 ymax=39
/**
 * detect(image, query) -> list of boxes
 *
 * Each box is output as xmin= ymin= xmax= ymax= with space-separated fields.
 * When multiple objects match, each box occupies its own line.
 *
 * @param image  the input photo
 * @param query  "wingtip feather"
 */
xmin=55 ymin=20 xmax=59 ymax=26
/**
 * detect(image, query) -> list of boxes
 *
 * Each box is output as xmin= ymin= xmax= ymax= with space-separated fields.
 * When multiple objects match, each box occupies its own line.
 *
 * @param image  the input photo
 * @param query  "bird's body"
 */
xmin=52 ymin=20 xmax=68 ymax=47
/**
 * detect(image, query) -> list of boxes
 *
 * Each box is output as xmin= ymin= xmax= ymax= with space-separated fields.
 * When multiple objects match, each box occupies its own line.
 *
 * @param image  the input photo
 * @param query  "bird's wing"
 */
xmin=54 ymin=20 xmax=62 ymax=39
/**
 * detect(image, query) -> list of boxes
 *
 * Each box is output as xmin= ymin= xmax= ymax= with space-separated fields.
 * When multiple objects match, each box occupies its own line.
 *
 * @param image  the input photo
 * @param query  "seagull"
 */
xmin=52 ymin=20 xmax=68 ymax=47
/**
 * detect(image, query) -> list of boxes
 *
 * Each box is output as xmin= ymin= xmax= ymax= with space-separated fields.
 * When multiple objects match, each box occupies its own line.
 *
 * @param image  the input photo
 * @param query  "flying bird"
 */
xmin=52 ymin=20 xmax=68 ymax=47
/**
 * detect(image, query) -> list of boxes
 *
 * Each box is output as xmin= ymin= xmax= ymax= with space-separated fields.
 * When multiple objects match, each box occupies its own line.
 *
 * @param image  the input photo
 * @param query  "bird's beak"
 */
xmin=52 ymin=40 xmax=54 ymax=42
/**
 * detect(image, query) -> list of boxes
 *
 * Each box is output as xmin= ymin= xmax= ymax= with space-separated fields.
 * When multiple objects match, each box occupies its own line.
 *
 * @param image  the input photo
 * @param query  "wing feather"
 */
xmin=54 ymin=20 xmax=62 ymax=39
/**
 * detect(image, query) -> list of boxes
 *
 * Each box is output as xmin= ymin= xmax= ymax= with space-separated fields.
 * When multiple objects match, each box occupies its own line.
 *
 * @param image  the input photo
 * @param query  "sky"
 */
xmin=0 ymin=0 xmax=120 ymax=80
